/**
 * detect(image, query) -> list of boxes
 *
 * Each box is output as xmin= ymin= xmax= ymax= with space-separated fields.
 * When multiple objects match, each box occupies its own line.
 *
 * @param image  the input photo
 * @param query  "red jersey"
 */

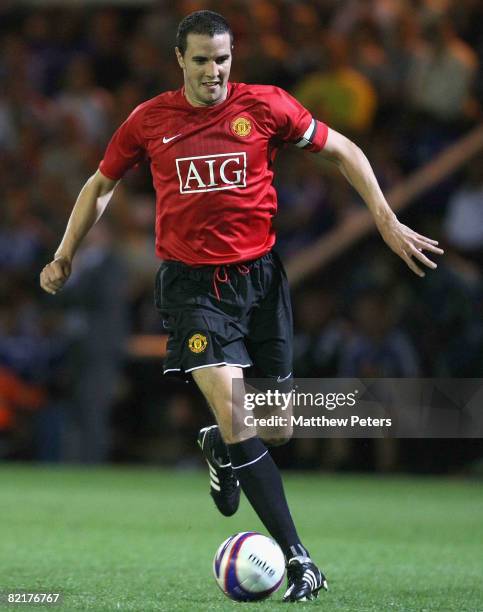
xmin=100 ymin=82 xmax=328 ymax=265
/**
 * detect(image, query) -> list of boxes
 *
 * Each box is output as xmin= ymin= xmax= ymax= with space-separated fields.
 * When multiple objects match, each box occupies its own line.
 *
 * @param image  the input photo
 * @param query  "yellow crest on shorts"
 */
xmin=188 ymin=333 xmax=208 ymax=354
xmin=231 ymin=116 xmax=252 ymax=137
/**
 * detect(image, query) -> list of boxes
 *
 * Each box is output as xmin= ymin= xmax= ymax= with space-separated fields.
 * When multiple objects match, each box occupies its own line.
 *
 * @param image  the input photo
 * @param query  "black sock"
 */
xmin=227 ymin=437 xmax=309 ymax=561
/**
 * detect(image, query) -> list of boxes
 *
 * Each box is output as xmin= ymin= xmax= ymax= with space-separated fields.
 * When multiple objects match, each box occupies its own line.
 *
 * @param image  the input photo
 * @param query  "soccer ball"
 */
xmin=213 ymin=531 xmax=286 ymax=601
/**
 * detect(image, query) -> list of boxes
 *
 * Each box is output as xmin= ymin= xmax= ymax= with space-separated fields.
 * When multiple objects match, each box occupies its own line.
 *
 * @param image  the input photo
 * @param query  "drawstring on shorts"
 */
xmin=212 ymin=264 xmax=250 ymax=301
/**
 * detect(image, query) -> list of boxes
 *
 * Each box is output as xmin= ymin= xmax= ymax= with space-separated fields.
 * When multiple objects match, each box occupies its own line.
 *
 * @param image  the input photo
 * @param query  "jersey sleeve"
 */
xmin=266 ymin=87 xmax=328 ymax=153
xmin=99 ymin=105 xmax=146 ymax=180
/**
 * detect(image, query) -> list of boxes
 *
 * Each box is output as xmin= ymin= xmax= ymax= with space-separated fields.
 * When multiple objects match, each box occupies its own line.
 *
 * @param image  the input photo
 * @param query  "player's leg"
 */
xmin=155 ymin=257 xmax=327 ymax=599
xmin=155 ymin=259 xmax=254 ymax=517
xmin=245 ymin=252 xmax=295 ymax=446
xmin=243 ymin=252 xmax=329 ymax=601
xmin=193 ymin=364 xmax=327 ymax=601
xmin=196 ymin=366 xmax=246 ymax=517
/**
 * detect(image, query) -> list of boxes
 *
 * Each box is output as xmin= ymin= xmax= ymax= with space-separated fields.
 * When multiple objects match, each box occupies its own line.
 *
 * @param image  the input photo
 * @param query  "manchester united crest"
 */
xmin=231 ymin=116 xmax=252 ymax=137
xmin=188 ymin=333 xmax=208 ymax=354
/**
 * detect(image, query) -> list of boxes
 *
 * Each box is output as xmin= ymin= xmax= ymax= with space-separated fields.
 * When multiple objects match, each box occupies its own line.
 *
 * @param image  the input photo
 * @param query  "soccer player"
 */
xmin=40 ymin=10 xmax=443 ymax=602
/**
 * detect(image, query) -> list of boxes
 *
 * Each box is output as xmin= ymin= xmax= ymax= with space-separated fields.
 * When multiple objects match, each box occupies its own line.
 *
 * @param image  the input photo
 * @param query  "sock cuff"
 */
xmin=227 ymin=437 xmax=267 ymax=469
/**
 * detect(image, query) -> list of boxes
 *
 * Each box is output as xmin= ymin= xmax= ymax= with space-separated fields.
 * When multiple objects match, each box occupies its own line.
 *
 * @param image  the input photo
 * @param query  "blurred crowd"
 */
xmin=1 ymin=0 xmax=482 ymax=469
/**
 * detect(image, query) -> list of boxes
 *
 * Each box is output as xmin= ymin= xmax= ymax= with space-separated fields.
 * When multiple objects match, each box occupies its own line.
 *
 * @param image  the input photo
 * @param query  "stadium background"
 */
xmin=1 ymin=0 xmax=482 ymax=473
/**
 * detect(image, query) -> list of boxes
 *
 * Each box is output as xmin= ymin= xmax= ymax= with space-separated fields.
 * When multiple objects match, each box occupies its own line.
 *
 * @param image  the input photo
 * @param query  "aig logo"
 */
xmin=176 ymin=152 xmax=247 ymax=194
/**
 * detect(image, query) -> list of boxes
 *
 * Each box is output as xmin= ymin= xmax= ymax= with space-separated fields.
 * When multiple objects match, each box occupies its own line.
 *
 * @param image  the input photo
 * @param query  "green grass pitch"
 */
xmin=0 ymin=465 xmax=482 ymax=611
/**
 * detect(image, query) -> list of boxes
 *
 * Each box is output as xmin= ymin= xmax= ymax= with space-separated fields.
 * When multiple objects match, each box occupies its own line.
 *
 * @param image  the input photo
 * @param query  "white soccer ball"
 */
xmin=213 ymin=531 xmax=286 ymax=601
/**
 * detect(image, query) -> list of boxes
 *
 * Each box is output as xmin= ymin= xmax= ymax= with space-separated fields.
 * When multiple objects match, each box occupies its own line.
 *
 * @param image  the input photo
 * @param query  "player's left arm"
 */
xmin=320 ymin=127 xmax=444 ymax=276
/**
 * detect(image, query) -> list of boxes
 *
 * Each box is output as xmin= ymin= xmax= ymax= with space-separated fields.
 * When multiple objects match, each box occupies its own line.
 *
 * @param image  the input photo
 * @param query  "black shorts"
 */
xmin=155 ymin=251 xmax=293 ymax=378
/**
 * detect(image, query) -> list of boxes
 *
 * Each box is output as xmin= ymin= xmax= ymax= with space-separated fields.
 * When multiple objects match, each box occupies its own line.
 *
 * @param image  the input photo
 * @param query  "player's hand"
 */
xmin=376 ymin=216 xmax=444 ymax=277
xmin=40 ymin=256 xmax=72 ymax=294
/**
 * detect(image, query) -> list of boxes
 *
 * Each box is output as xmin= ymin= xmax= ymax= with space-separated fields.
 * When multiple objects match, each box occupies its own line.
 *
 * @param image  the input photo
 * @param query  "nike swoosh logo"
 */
xmin=276 ymin=372 xmax=292 ymax=383
xmin=162 ymin=134 xmax=181 ymax=144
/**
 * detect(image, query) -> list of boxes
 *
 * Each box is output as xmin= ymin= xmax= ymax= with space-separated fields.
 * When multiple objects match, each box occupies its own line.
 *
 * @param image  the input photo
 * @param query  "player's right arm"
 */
xmin=40 ymin=170 xmax=118 ymax=295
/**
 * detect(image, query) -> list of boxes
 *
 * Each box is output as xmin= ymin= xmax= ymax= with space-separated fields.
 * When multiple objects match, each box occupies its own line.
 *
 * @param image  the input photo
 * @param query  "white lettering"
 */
xmin=176 ymin=152 xmax=247 ymax=194
xmin=292 ymin=415 xmax=349 ymax=427
xmin=281 ymin=392 xmax=292 ymax=411
xmin=219 ymin=157 xmax=243 ymax=184
xmin=244 ymin=415 xmax=288 ymax=427
xmin=183 ymin=162 xmax=205 ymax=190
xmin=205 ymin=159 xmax=217 ymax=187
xmin=351 ymin=416 xmax=392 ymax=427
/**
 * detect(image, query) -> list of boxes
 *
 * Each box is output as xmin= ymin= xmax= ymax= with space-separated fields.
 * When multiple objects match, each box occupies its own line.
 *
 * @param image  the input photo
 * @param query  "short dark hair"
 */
xmin=176 ymin=10 xmax=233 ymax=56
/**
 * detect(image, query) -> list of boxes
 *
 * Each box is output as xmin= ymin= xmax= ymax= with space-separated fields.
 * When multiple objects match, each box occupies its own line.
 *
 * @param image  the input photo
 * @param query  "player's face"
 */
xmin=176 ymin=33 xmax=232 ymax=107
